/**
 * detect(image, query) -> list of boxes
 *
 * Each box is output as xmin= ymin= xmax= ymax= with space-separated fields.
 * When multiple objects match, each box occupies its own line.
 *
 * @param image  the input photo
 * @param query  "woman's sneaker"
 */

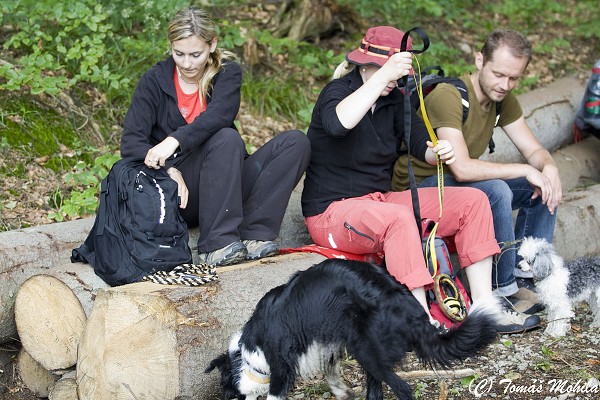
xmin=198 ymin=241 xmax=247 ymax=266
xmin=506 ymin=287 xmax=545 ymax=314
xmin=496 ymin=305 xmax=542 ymax=334
xmin=243 ymin=240 xmax=279 ymax=260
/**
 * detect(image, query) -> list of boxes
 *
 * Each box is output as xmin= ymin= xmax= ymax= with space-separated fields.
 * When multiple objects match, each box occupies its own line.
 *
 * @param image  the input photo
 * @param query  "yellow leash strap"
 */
xmin=412 ymin=58 xmax=438 ymax=146
xmin=433 ymin=274 xmax=467 ymax=322
xmin=412 ymin=57 xmax=445 ymax=277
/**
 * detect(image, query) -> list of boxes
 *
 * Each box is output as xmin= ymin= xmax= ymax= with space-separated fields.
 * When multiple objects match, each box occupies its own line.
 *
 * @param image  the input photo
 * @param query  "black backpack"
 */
xmin=404 ymin=66 xmax=500 ymax=154
xmin=71 ymin=157 xmax=192 ymax=286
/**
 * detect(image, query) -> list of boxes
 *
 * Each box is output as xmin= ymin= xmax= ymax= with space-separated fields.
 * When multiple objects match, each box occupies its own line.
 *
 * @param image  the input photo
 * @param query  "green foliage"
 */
xmin=339 ymin=0 xmax=477 ymax=22
xmin=1 ymin=1 xmax=128 ymax=95
xmin=413 ymin=381 xmax=427 ymax=399
xmin=237 ymin=27 xmax=341 ymax=123
xmin=0 ymin=96 xmax=96 ymax=174
xmin=413 ymin=42 xmax=472 ymax=78
xmin=241 ymin=73 xmax=312 ymax=123
xmin=217 ymin=20 xmax=247 ymax=49
xmin=47 ymin=153 xmax=120 ymax=222
xmin=1 ymin=0 xmax=599 ymax=229
xmin=338 ymin=0 xmax=599 ymax=92
xmin=571 ymin=1 xmax=600 ymax=40
xmin=460 ymin=373 xmax=479 ymax=386
xmin=534 ymin=345 xmax=555 ymax=372
xmin=0 ymin=0 xmax=189 ymax=106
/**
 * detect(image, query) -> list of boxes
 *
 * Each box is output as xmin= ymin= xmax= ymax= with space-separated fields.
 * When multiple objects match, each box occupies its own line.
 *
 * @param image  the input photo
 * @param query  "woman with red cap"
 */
xmin=301 ymin=26 xmax=539 ymax=333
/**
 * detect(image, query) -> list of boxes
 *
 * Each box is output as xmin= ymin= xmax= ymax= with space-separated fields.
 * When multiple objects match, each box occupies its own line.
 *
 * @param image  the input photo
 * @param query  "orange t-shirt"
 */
xmin=174 ymin=69 xmax=207 ymax=123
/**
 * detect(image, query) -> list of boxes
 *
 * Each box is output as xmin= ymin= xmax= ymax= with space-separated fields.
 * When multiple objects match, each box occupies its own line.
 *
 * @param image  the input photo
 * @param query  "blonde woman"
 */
xmin=121 ymin=7 xmax=310 ymax=265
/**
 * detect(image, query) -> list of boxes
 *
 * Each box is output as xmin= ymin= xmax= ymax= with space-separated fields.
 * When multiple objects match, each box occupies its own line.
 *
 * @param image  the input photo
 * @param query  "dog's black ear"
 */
xmin=205 ymin=353 xmax=228 ymax=373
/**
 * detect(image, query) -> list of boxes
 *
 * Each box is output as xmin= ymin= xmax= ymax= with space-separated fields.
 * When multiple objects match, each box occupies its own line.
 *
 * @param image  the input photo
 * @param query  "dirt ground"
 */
xmin=1 ymin=302 xmax=598 ymax=399
xmin=0 ymin=341 xmax=36 ymax=400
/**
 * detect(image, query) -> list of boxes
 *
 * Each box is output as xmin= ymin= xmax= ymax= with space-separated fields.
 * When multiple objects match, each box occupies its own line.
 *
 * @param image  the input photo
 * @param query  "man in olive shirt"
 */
xmin=392 ymin=29 xmax=562 ymax=316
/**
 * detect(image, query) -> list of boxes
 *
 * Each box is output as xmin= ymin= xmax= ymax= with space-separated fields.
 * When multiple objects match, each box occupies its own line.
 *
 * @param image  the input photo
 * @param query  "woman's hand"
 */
xmin=425 ymin=140 xmax=456 ymax=166
xmin=145 ymin=137 xmax=180 ymax=169
xmin=166 ymin=168 xmax=188 ymax=209
xmin=378 ymin=52 xmax=414 ymax=82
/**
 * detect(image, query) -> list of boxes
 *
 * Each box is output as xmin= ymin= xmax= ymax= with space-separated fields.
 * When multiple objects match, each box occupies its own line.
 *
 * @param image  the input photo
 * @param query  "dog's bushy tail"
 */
xmin=414 ymin=296 xmax=500 ymax=368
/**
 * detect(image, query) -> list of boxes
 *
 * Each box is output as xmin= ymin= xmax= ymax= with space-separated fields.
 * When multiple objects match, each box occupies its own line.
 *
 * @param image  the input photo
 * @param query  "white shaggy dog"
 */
xmin=518 ymin=236 xmax=600 ymax=337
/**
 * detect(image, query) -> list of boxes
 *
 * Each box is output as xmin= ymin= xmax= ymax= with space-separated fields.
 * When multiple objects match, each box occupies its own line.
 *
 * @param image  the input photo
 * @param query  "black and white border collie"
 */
xmin=205 ymin=259 xmax=499 ymax=400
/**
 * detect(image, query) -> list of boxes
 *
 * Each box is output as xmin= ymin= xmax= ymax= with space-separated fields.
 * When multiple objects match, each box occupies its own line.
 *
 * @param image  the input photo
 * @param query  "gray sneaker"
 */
xmin=242 ymin=240 xmax=279 ymax=260
xmin=496 ymin=306 xmax=542 ymax=334
xmin=506 ymin=287 xmax=545 ymax=314
xmin=198 ymin=241 xmax=247 ymax=266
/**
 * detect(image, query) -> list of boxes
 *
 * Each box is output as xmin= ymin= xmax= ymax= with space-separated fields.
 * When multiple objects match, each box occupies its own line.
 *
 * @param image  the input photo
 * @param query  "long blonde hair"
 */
xmin=332 ymin=60 xmax=356 ymax=80
xmin=168 ymin=7 xmax=238 ymax=98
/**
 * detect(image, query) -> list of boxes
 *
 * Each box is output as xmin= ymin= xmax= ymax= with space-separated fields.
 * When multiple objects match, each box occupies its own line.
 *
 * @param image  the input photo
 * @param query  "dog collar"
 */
xmin=243 ymin=368 xmax=270 ymax=385
xmin=242 ymin=359 xmax=270 ymax=384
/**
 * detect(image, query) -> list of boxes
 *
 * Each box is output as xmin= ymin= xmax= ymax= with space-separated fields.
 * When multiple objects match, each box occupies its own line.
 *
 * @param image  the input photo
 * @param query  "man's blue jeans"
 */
xmin=419 ymin=175 xmax=557 ymax=296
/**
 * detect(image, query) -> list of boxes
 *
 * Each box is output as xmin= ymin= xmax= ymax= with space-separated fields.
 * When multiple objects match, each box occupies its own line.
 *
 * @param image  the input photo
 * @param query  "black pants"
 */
xmin=173 ymin=128 xmax=310 ymax=253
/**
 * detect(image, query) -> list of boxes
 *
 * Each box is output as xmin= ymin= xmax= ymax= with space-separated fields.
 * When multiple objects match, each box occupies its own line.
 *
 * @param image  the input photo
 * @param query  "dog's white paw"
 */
xmin=544 ymin=321 xmax=570 ymax=337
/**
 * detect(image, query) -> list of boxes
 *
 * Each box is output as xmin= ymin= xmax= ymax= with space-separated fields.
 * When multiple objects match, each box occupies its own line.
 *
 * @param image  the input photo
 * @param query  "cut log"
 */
xmin=17 ymin=348 xmax=58 ymax=398
xmin=14 ymin=263 xmax=108 ymax=371
xmin=0 ymin=218 xmax=93 ymax=344
xmin=49 ymin=370 xmax=78 ymax=400
xmin=553 ymin=135 xmax=600 ymax=192
xmin=77 ymin=252 xmax=326 ymax=400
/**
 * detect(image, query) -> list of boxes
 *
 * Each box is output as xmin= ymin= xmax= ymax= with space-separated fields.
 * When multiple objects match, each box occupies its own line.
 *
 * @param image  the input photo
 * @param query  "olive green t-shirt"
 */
xmin=391 ymin=75 xmax=523 ymax=190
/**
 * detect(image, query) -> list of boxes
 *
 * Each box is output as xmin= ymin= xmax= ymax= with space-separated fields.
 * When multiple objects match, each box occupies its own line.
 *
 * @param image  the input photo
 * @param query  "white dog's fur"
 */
xmin=229 ymin=332 xmax=350 ymax=400
xmin=518 ymin=237 xmax=600 ymax=337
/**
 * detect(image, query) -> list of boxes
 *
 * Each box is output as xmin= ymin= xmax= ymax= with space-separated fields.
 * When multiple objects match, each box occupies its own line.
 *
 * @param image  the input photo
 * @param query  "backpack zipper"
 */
xmin=137 ymin=171 xmax=167 ymax=224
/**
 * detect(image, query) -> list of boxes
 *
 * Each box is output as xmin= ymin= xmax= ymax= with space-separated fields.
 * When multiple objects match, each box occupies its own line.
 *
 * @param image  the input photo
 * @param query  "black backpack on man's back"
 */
xmin=404 ymin=66 xmax=501 ymax=154
xmin=71 ymin=157 xmax=192 ymax=286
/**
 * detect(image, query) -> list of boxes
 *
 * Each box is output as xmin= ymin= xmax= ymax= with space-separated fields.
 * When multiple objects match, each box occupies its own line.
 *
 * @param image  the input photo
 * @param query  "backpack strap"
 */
xmin=400 ymin=27 xmax=430 ymax=239
xmin=487 ymin=102 xmax=502 ymax=154
xmin=447 ymin=79 xmax=501 ymax=154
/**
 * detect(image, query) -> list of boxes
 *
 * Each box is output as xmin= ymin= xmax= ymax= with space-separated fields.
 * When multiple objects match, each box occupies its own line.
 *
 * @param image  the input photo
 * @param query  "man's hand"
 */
xmin=541 ymin=164 xmax=562 ymax=213
xmin=525 ymin=165 xmax=561 ymax=215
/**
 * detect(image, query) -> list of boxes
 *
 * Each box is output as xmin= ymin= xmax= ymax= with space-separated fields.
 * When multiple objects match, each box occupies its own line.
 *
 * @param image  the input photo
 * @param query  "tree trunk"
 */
xmin=76 ymin=252 xmax=325 ymax=400
xmin=14 ymin=263 xmax=109 ymax=371
xmin=17 ymin=348 xmax=58 ymax=398
xmin=269 ymin=0 xmax=363 ymax=42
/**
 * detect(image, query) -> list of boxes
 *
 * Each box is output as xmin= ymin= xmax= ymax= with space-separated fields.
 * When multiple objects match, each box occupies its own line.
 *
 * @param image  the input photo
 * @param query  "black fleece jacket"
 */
xmin=120 ymin=56 xmax=242 ymax=162
xmin=301 ymin=68 xmax=430 ymax=217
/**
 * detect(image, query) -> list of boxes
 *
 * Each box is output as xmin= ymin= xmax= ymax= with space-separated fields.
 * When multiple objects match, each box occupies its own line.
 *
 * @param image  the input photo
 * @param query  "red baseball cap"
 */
xmin=346 ymin=26 xmax=412 ymax=67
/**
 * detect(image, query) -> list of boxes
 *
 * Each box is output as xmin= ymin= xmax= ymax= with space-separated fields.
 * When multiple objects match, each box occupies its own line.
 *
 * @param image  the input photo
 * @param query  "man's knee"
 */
xmin=478 ymin=179 xmax=513 ymax=206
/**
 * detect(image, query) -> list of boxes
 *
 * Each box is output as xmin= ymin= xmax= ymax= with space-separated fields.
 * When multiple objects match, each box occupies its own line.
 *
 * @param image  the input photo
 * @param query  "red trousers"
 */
xmin=305 ymin=187 xmax=500 ymax=290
